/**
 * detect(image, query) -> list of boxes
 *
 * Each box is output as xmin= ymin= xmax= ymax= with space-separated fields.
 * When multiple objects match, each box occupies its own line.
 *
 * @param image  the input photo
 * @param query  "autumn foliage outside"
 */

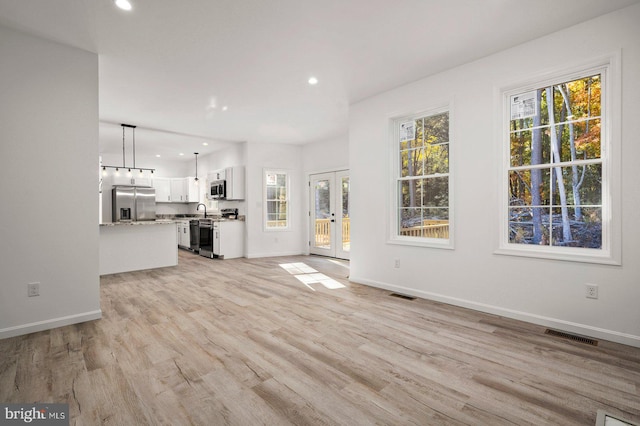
xmin=508 ymin=74 xmax=602 ymax=249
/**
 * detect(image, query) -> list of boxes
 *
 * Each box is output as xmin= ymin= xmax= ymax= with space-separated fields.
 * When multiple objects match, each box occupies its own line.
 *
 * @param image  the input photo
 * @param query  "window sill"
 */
xmin=494 ymin=245 xmax=620 ymax=265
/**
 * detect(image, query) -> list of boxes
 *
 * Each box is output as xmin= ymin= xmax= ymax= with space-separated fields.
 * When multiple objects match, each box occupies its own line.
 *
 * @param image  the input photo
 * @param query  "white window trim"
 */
xmin=388 ymin=103 xmax=455 ymax=250
xmin=263 ymin=168 xmax=291 ymax=232
xmin=494 ymin=52 xmax=622 ymax=265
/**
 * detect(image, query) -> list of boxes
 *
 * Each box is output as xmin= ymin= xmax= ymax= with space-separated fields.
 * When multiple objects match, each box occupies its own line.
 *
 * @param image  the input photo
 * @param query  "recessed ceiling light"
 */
xmin=202 ymin=142 xmax=209 ymax=146
xmin=222 ymin=106 xmax=228 ymax=111
xmin=308 ymin=76 xmax=318 ymax=85
xmin=114 ymin=0 xmax=132 ymax=11
xmin=179 ymin=153 xmax=184 ymax=156
xmin=155 ymin=154 xmax=161 ymax=158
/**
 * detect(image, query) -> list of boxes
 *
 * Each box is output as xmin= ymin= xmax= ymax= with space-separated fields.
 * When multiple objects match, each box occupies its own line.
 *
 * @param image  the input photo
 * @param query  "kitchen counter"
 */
xmin=99 ymin=220 xmax=177 ymax=275
xmin=99 ymin=219 xmax=175 ymax=226
xmin=196 ymin=218 xmax=244 ymax=222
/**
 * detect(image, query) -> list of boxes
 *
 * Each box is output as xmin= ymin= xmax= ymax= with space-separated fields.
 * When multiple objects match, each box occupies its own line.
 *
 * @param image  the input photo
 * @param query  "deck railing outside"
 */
xmin=266 ymin=220 xmax=288 ymax=228
xmin=312 ymin=218 xmax=448 ymax=247
xmin=314 ymin=218 xmax=350 ymax=247
xmin=399 ymin=219 xmax=449 ymax=239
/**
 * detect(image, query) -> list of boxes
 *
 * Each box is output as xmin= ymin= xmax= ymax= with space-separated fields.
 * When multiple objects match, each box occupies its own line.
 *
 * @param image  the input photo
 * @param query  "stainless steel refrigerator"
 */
xmin=112 ymin=186 xmax=156 ymax=222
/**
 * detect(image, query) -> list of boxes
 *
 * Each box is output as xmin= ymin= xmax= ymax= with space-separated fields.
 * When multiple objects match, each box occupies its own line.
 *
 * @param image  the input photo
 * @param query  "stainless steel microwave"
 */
xmin=208 ymin=179 xmax=226 ymax=200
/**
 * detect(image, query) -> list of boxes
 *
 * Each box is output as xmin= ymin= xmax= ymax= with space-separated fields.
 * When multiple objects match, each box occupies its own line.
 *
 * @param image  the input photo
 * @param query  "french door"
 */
xmin=309 ymin=170 xmax=350 ymax=259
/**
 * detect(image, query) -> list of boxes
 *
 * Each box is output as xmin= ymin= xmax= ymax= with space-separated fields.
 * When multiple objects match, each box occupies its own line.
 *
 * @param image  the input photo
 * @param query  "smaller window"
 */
xmin=390 ymin=106 xmax=453 ymax=249
xmin=265 ymin=170 xmax=289 ymax=230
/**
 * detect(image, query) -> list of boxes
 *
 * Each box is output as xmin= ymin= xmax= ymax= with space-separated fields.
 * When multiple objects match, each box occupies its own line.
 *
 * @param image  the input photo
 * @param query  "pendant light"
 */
xmin=194 ymin=152 xmax=199 ymax=184
xmin=101 ymin=124 xmax=156 ymax=176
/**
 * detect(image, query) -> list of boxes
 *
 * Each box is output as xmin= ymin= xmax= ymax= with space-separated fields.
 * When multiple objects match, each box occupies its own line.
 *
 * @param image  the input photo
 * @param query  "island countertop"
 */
xmin=99 ymin=219 xmax=175 ymax=227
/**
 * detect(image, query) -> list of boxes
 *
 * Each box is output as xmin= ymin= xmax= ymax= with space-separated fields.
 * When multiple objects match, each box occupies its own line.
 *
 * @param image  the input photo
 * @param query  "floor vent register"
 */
xmin=545 ymin=328 xmax=599 ymax=346
xmin=389 ymin=293 xmax=416 ymax=301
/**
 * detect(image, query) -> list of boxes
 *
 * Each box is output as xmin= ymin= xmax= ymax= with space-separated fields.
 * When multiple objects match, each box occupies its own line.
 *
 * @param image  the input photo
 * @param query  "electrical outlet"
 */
xmin=585 ymin=284 xmax=598 ymax=299
xmin=27 ymin=282 xmax=40 ymax=297
xmin=394 ymin=259 xmax=400 ymax=268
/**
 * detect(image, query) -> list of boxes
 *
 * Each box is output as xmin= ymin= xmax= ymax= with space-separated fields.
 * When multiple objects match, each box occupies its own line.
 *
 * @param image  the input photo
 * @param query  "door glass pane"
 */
xmin=341 ymin=177 xmax=350 ymax=252
xmin=314 ymin=180 xmax=331 ymax=249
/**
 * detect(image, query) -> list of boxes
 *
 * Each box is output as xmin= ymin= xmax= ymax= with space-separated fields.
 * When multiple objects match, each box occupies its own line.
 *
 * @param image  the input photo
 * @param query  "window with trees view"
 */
xmin=265 ymin=170 xmax=289 ymax=230
xmin=502 ymin=61 xmax=618 ymax=263
xmin=394 ymin=108 xmax=451 ymax=247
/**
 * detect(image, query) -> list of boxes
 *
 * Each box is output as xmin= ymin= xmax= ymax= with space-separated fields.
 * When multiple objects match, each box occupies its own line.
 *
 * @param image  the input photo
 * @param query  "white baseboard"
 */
xmin=350 ymin=276 xmax=640 ymax=349
xmin=0 ymin=310 xmax=102 ymax=340
xmin=245 ymin=251 xmax=304 ymax=259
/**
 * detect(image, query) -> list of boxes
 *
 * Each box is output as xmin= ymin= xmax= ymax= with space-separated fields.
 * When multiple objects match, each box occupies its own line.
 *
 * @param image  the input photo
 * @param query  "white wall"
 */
xmin=0 ymin=26 xmax=101 ymax=338
xmin=245 ymin=142 xmax=304 ymax=258
xmin=302 ymin=133 xmax=349 ymax=174
xmin=349 ymin=4 xmax=640 ymax=347
xmin=199 ymin=143 xmax=246 ymax=176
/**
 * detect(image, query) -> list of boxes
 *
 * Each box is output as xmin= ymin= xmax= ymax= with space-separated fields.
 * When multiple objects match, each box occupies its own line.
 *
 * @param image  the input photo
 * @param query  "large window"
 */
xmin=392 ymin=107 xmax=452 ymax=248
xmin=265 ymin=170 xmax=289 ymax=230
xmin=499 ymin=58 xmax=620 ymax=264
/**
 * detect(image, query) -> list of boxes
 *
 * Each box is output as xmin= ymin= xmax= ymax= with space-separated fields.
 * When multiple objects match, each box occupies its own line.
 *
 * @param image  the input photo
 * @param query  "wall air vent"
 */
xmin=389 ymin=293 xmax=416 ymax=300
xmin=545 ymin=329 xmax=598 ymax=346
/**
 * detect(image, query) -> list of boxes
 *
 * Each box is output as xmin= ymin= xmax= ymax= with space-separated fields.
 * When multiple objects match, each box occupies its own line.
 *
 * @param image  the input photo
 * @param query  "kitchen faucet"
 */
xmin=196 ymin=203 xmax=207 ymax=218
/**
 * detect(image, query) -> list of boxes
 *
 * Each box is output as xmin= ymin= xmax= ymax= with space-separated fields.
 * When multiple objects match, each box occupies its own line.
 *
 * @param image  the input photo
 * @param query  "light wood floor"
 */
xmin=1 ymin=251 xmax=639 ymax=425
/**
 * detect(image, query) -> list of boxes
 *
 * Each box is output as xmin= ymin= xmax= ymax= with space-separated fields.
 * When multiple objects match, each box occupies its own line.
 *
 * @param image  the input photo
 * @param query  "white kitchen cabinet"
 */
xmin=207 ymin=169 xmax=226 ymax=182
xmin=213 ymin=220 xmax=244 ymax=259
xmin=170 ymin=179 xmax=185 ymax=202
xmin=182 ymin=221 xmax=191 ymax=247
xmin=153 ymin=177 xmax=172 ymax=202
xmin=108 ymin=174 xmax=152 ymax=187
xmin=224 ymin=166 xmax=245 ymax=200
xmin=177 ymin=220 xmax=190 ymax=248
xmin=135 ymin=177 xmax=152 ymax=186
xmin=154 ymin=177 xmax=200 ymax=203
xmin=183 ymin=177 xmax=200 ymax=202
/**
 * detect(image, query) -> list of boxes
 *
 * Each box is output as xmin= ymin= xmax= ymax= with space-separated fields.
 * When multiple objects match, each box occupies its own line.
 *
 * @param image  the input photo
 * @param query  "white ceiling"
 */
xmin=1 ymin=0 xmax=638 ymax=163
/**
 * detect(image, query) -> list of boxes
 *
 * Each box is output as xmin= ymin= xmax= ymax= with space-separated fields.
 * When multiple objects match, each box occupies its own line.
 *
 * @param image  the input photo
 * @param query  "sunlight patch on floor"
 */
xmin=280 ymin=263 xmax=346 ymax=291
xmin=295 ymin=273 xmax=345 ymax=290
xmin=279 ymin=262 xmax=318 ymax=274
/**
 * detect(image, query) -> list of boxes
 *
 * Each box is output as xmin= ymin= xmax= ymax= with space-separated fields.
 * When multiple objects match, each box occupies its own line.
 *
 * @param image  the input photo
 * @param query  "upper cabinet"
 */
xmin=108 ymin=174 xmax=152 ymax=187
xmin=184 ymin=177 xmax=200 ymax=203
xmin=208 ymin=169 xmax=226 ymax=181
xmin=152 ymin=166 xmax=243 ymax=204
xmin=225 ymin=166 xmax=245 ymax=200
xmin=153 ymin=177 xmax=171 ymax=202
xmin=207 ymin=166 xmax=244 ymax=200
xmin=170 ymin=178 xmax=186 ymax=202
xmin=153 ymin=177 xmax=200 ymax=203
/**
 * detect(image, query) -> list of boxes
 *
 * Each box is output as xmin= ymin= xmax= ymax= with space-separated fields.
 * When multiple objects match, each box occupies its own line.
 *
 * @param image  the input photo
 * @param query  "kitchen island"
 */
xmin=99 ymin=220 xmax=177 ymax=275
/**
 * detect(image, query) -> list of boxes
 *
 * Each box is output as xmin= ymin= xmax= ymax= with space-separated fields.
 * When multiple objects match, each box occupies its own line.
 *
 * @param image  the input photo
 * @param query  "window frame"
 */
xmin=388 ymin=103 xmax=454 ymax=249
xmin=495 ymin=53 xmax=621 ymax=265
xmin=264 ymin=169 xmax=290 ymax=231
